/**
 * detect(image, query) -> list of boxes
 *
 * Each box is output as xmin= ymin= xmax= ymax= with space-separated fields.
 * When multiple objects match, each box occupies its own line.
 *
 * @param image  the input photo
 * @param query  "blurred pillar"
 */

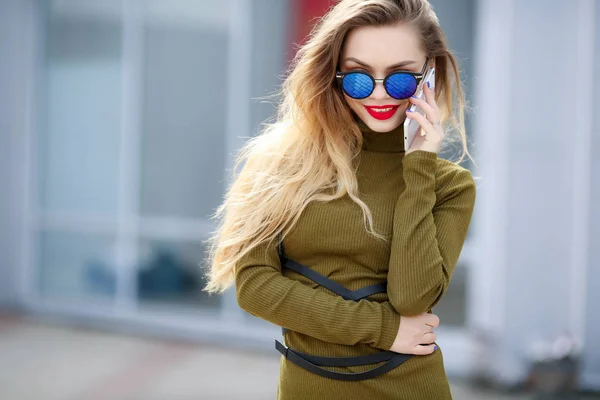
xmin=0 ymin=0 xmax=35 ymax=307
xmin=584 ymin=0 xmax=600 ymax=390
xmin=471 ymin=0 xmax=598 ymax=391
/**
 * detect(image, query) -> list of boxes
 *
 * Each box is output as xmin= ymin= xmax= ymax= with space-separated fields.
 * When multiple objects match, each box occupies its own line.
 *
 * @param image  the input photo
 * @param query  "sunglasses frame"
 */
xmin=335 ymin=57 xmax=430 ymax=100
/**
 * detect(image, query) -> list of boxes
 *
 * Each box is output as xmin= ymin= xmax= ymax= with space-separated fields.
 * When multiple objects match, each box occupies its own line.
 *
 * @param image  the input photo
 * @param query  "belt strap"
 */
xmin=281 ymin=257 xmax=387 ymax=301
xmin=280 ymin=256 xmax=386 ymax=336
xmin=275 ymin=340 xmax=411 ymax=381
xmin=276 ymin=235 xmax=410 ymax=381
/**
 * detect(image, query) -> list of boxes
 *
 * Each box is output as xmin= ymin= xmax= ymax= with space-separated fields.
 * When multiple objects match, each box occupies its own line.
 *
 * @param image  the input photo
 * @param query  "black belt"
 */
xmin=275 ymin=239 xmax=412 ymax=381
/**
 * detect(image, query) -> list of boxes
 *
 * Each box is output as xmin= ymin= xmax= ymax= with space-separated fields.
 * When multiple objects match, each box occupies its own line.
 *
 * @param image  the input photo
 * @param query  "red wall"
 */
xmin=290 ymin=0 xmax=336 ymax=58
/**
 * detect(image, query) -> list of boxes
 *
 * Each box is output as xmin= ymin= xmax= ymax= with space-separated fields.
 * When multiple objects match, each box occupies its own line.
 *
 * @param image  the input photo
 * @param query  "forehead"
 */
xmin=341 ymin=22 xmax=424 ymax=66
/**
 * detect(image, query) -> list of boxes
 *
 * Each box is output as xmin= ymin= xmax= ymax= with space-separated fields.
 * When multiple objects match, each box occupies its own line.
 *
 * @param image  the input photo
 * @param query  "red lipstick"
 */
xmin=364 ymin=105 xmax=400 ymax=121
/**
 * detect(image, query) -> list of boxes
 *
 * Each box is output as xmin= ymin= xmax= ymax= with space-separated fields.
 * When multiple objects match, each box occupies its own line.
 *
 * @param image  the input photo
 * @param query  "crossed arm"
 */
xmin=235 ymin=239 xmax=401 ymax=350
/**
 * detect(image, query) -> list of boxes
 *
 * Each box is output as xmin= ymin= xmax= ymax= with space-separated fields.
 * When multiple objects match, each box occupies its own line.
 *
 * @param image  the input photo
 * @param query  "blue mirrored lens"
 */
xmin=342 ymin=73 xmax=373 ymax=99
xmin=385 ymin=73 xmax=418 ymax=99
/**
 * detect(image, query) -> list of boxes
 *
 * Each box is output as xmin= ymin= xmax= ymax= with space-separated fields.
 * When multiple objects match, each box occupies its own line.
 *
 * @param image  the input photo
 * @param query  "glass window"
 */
xmin=38 ymin=230 xmax=117 ymax=301
xmin=39 ymin=0 xmax=123 ymax=214
xmin=136 ymin=239 xmax=220 ymax=309
xmin=139 ymin=2 xmax=228 ymax=220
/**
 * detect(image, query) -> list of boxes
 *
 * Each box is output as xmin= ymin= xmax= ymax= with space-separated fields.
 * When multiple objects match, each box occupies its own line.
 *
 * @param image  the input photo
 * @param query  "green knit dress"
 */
xmin=235 ymin=120 xmax=476 ymax=399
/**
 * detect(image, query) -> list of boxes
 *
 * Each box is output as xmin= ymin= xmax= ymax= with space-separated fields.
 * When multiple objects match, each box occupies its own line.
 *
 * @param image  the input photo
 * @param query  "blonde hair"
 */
xmin=203 ymin=0 xmax=474 ymax=294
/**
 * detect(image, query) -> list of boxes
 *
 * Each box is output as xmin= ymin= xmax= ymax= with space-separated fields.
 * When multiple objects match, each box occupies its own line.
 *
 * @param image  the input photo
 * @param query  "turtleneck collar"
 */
xmin=356 ymin=118 xmax=406 ymax=153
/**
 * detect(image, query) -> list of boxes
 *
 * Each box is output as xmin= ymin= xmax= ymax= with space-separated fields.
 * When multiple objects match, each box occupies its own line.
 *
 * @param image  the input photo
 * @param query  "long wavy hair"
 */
xmin=203 ymin=0 xmax=474 ymax=294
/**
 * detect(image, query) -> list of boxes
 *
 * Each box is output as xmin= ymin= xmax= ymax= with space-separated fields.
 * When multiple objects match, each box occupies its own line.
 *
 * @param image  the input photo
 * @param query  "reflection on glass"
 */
xmin=136 ymin=239 xmax=220 ymax=309
xmin=38 ymin=230 xmax=117 ymax=301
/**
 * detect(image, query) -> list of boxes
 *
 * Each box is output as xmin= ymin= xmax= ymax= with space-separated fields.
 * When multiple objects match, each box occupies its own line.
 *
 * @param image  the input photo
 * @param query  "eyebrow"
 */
xmin=343 ymin=57 xmax=417 ymax=70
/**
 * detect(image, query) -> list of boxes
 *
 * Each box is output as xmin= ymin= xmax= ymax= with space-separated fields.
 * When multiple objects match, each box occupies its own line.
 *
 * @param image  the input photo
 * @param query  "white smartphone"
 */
xmin=404 ymin=67 xmax=435 ymax=151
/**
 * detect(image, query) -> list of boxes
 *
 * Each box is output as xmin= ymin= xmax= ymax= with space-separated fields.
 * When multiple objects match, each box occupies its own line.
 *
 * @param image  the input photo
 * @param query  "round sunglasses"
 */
xmin=335 ymin=58 xmax=429 ymax=100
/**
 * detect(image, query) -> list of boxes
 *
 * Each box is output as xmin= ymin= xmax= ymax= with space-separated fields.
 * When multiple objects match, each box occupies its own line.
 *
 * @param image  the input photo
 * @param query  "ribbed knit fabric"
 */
xmin=235 ymin=120 xmax=476 ymax=399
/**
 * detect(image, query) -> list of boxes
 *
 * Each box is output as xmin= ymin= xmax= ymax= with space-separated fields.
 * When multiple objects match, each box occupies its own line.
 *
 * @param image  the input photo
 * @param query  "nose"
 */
xmin=370 ymin=79 xmax=389 ymax=99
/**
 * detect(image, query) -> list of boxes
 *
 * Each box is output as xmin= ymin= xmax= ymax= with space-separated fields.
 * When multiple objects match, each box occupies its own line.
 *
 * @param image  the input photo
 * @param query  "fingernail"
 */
xmin=406 ymin=109 xmax=412 ymax=112
xmin=411 ymin=95 xmax=418 ymax=98
xmin=427 ymin=82 xmax=431 ymax=89
xmin=434 ymin=345 xmax=438 ymax=351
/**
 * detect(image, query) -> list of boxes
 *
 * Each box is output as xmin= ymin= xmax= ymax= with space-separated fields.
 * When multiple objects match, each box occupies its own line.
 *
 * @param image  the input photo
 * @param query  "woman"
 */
xmin=204 ymin=0 xmax=476 ymax=398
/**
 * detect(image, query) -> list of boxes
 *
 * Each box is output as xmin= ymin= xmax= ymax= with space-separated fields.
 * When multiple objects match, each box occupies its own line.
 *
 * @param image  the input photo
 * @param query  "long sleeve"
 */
xmin=387 ymin=150 xmax=476 ymax=316
xmin=235 ymin=238 xmax=401 ymax=350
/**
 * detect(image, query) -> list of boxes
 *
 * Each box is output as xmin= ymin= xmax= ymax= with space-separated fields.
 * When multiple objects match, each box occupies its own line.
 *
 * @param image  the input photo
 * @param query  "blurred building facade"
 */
xmin=0 ymin=0 xmax=598 ymax=391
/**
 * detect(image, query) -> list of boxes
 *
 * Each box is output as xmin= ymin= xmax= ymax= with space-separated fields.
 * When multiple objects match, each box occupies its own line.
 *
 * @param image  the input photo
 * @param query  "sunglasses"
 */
xmin=335 ymin=57 xmax=429 ymax=100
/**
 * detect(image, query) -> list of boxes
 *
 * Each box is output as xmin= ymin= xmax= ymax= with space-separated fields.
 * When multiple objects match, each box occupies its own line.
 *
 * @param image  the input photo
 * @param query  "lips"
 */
xmin=364 ymin=105 xmax=400 ymax=121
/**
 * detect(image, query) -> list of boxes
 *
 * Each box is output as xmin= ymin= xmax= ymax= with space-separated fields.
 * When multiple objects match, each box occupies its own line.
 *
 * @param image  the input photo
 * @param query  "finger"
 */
xmin=422 ymin=332 xmax=437 ymax=343
xmin=425 ymin=313 xmax=441 ymax=328
xmin=409 ymin=96 xmax=436 ymax=122
xmin=412 ymin=343 xmax=438 ymax=356
xmin=405 ymin=109 xmax=434 ymax=136
xmin=423 ymin=81 xmax=440 ymax=114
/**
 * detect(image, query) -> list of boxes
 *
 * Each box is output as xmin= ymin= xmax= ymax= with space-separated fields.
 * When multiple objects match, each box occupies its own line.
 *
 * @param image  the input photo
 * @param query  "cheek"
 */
xmin=344 ymin=97 xmax=366 ymax=115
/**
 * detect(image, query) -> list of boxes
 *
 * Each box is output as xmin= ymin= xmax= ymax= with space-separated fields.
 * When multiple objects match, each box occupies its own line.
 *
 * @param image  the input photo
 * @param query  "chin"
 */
xmin=360 ymin=112 xmax=405 ymax=133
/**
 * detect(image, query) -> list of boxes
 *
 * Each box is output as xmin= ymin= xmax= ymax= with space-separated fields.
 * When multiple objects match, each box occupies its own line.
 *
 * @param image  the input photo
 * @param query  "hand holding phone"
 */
xmin=403 ymin=67 xmax=435 ymax=151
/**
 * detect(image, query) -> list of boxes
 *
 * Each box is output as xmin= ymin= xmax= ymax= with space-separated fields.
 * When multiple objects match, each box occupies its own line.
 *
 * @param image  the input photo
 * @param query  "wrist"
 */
xmin=378 ymin=307 xmax=401 ymax=350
